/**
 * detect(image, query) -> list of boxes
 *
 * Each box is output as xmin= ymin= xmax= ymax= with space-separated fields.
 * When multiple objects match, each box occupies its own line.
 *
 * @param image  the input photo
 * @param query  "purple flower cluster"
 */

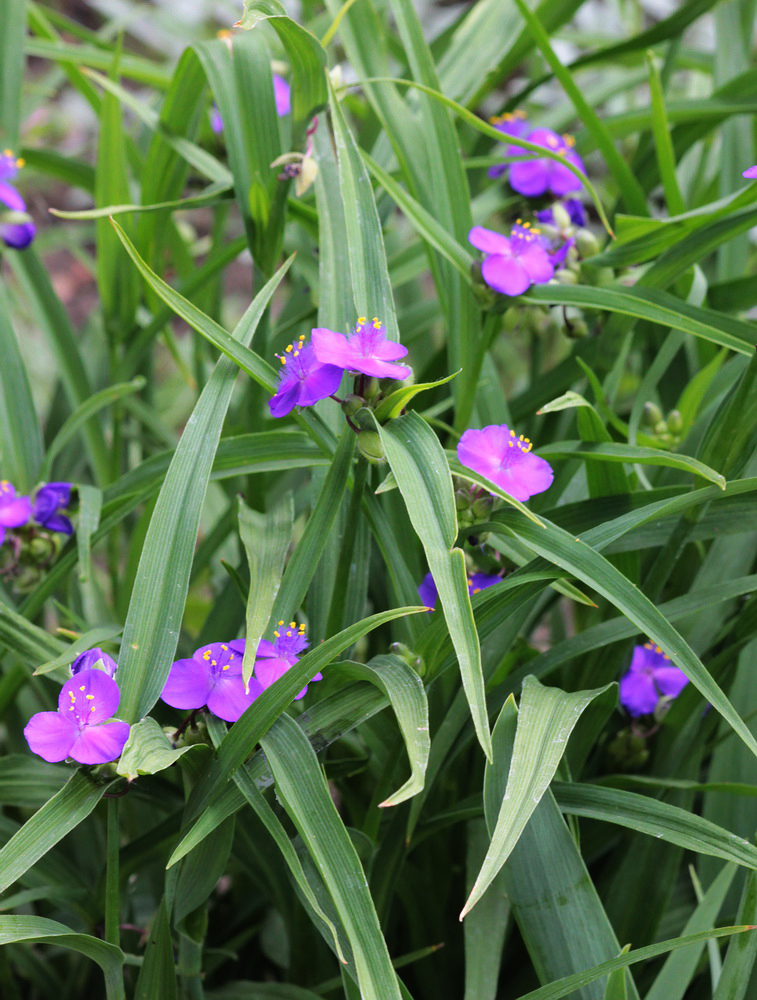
xmin=160 ymin=623 xmax=322 ymax=722
xmin=457 ymin=425 xmax=554 ymax=502
xmin=619 ymin=642 xmax=689 ymax=717
xmin=24 ymin=650 xmax=130 ymax=764
xmin=0 ymin=479 xmax=74 ymax=546
xmin=269 ymin=318 xmax=411 ymax=418
xmin=488 ymin=114 xmax=585 ymax=198
xmin=0 ymin=150 xmax=35 ymax=250
xmin=469 ymin=223 xmax=554 ymax=297
xmin=418 ymin=571 xmax=501 ymax=610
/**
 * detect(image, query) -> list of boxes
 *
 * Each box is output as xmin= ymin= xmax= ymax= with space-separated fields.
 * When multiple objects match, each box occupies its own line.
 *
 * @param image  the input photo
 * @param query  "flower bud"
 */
xmin=471 ymin=495 xmax=494 ymax=520
xmin=28 ymin=534 xmax=56 ymax=563
xmin=455 ymin=488 xmax=472 ymax=512
xmin=565 ymin=318 xmax=588 ymax=339
xmin=357 ymin=431 xmax=385 ymax=463
xmin=575 ymin=228 xmax=600 ymax=258
xmin=555 ymin=267 xmax=578 ymax=285
xmin=642 ymin=401 xmax=663 ymax=428
xmin=551 ymin=203 xmax=572 ymax=231
xmin=667 ymin=409 xmax=683 ymax=435
xmin=342 ymin=394 xmax=363 ymax=417
xmin=295 ymin=154 xmax=318 ymax=197
xmin=362 ymin=377 xmax=380 ymax=402
xmin=607 ymin=728 xmax=649 ymax=770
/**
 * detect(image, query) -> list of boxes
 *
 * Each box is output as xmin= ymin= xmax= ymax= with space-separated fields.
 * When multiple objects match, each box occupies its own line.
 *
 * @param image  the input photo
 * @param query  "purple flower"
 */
xmin=535 ymin=198 xmax=586 ymax=229
xmin=24 ymin=669 xmax=130 ymax=764
xmin=268 ymin=334 xmax=343 ymax=418
xmin=488 ymin=111 xmax=529 ymax=179
xmin=619 ymin=642 xmax=689 ymax=717
xmin=71 ymin=647 xmax=118 ymax=678
xmin=254 ymin=621 xmax=322 ymax=700
xmin=274 ymin=74 xmax=291 ymax=117
xmin=312 ymin=318 xmax=412 ymax=380
xmin=418 ymin=571 xmax=501 ymax=610
xmin=743 ymin=165 xmax=757 ymax=179
xmin=508 ymin=129 xmax=585 ymax=198
xmin=0 ymin=480 xmax=32 ymax=547
xmin=457 ymin=424 xmax=554 ymax=502
xmin=33 ymin=482 xmax=73 ymax=535
xmin=469 ymin=223 xmax=554 ymax=296
xmin=0 ymin=178 xmax=35 ymax=250
xmin=161 ymin=639 xmax=263 ymax=723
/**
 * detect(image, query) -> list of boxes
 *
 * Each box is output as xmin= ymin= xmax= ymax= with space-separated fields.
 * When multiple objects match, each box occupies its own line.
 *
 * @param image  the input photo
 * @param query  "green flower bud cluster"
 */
xmin=643 ymin=402 xmax=684 ymax=447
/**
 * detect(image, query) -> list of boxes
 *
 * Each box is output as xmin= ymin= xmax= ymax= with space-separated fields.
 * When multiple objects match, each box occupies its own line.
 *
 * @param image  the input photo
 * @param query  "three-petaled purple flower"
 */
xmin=507 ymin=129 xmax=585 ymax=198
xmin=0 ymin=150 xmax=35 ymax=250
xmin=312 ymin=317 xmax=412 ymax=380
xmin=488 ymin=111 xmax=530 ymax=179
xmin=255 ymin=621 xmax=322 ymax=700
xmin=619 ymin=641 xmax=689 ymax=717
xmin=418 ymin=571 xmax=501 ymax=611
xmin=457 ymin=424 xmax=554 ymax=502
xmin=24 ymin=668 xmax=130 ymax=764
xmin=161 ymin=640 xmax=263 ymax=723
xmin=0 ymin=480 xmax=32 ymax=547
xmin=268 ymin=334 xmax=343 ymax=418
xmin=33 ymin=482 xmax=73 ymax=535
xmin=469 ymin=223 xmax=554 ymax=297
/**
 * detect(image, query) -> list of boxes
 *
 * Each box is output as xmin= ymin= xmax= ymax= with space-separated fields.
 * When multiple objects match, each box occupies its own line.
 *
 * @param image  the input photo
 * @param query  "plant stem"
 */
xmin=105 ymin=796 xmax=120 ymax=948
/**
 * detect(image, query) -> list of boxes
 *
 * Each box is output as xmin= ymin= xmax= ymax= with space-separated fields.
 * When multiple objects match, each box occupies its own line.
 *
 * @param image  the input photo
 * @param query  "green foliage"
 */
xmin=2 ymin=1 xmax=757 ymax=999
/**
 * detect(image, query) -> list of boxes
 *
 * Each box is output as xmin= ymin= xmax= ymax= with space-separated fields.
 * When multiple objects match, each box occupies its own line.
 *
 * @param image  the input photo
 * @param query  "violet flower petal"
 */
xmin=619 ymin=669 xmax=658 ymax=716
xmin=207 ymin=674 xmax=263 ymax=722
xmin=255 ymin=656 xmax=291 ymax=689
xmin=296 ymin=363 xmax=343 ymax=406
xmin=0 ymin=495 xmax=32 ymax=528
xmin=418 ymin=572 xmax=438 ymax=610
xmin=743 ymin=165 xmax=757 ymax=179
xmin=273 ymin=74 xmax=291 ymax=116
xmin=24 ymin=711 xmax=77 ymax=762
xmin=481 ymin=255 xmax=530 ymax=296
xmin=160 ymin=657 xmax=213 ymax=710
xmin=549 ymin=157 xmax=583 ymax=196
xmin=654 ymin=666 xmax=689 ymax=699
xmin=71 ymin=720 xmax=131 ymax=765
xmin=71 ymin=648 xmax=118 ymax=678
xmin=468 ymin=226 xmax=513 ymax=255
xmin=516 ymin=242 xmax=555 ymax=283
xmin=1 ymin=220 xmax=35 ymax=249
xmin=509 ymin=158 xmax=550 ymax=197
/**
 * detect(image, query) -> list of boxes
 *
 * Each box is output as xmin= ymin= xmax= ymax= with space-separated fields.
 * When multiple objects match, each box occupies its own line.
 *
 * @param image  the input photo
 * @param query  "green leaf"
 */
xmin=0 ymin=771 xmax=114 ymax=894
xmin=513 ymin=928 xmax=755 ymax=1000
xmin=713 ymin=870 xmax=757 ymax=1000
xmin=0 ymin=916 xmax=124 ymax=1000
xmin=111 ymin=220 xmax=278 ymax=392
xmin=235 ymin=2 xmax=328 ymax=131
xmin=552 ymin=783 xmax=757 ymax=870
xmin=463 ymin=818 xmax=509 ymax=1000
xmin=333 ymin=655 xmax=430 ymax=807
xmin=114 ymin=254 xmax=293 ymax=722
xmin=40 ymin=378 xmax=145 ymax=482
xmin=261 ymin=714 xmax=403 ymax=1000
xmin=238 ymin=495 xmax=294 ymax=685
xmin=134 ymin=899 xmax=177 ymax=1000
xmin=535 ymin=440 xmax=726 ymax=489
xmin=524 ymin=284 xmax=757 ymax=356
xmin=374 ymin=370 xmax=461 ymax=423
xmin=646 ymin=863 xmax=737 ymax=1000
xmin=0 ymin=284 xmax=43 ymax=492
xmin=116 ymin=717 xmax=201 ymax=781
xmin=462 ymin=677 xmax=612 ymax=919
xmin=328 ymin=82 xmax=399 ymax=340
xmin=0 ymin=0 xmax=26 ymax=147
xmin=374 ymin=411 xmax=491 ymax=760
xmin=76 ymin=484 xmax=102 ymax=585
xmin=501 ymin=514 xmax=757 ymax=761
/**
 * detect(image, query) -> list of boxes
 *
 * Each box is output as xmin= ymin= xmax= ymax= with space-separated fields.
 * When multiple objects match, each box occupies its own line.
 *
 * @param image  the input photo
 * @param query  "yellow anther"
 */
xmin=286 ymin=630 xmax=292 ymax=637
xmin=510 ymin=429 xmax=515 ymax=436
xmin=357 ymin=316 xmax=366 ymax=325
xmin=473 ymin=588 xmax=481 ymax=594
xmin=274 ymin=631 xmax=280 ymax=638
xmin=16 ymin=158 xmax=24 ymax=168
xmin=222 ymin=664 xmax=230 ymax=670
xmin=508 ymin=441 xmax=513 ymax=447
xmin=79 ymin=685 xmax=85 ymax=692
xmin=211 ymin=659 xmax=217 ymax=666
xmin=91 ymin=706 xmax=96 ymax=712
xmin=563 ymin=134 xmax=575 ymax=147
xmin=86 ymin=694 xmax=94 ymax=700
xmin=203 ymin=650 xmax=211 ymax=660
xmin=293 ymin=350 xmax=299 ymax=357
xmin=532 ymin=227 xmax=541 ymax=235
xmin=3 ymin=149 xmax=11 ymax=157
xmin=217 ymin=28 xmax=232 ymax=38
xmin=523 ymin=221 xmax=530 ymax=227
xmin=278 ymin=621 xmax=285 ymax=626
xmin=286 ymin=344 xmax=293 ymax=353
xmin=221 ymin=644 xmax=228 ymax=650
xmin=289 ymin=621 xmax=297 ymax=628
xmin=280 ymin=357 xmax=286 ymax=365
xmin=230 ymin=654 xmax=235 ymax=659
xmin=516 ymin=218 xmax=522 ymax=225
